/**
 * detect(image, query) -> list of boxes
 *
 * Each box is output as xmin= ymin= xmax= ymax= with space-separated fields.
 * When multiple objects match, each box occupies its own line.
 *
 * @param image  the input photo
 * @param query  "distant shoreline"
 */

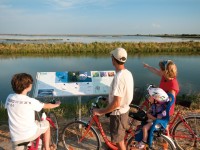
xmin=0 ymin=33 xmax=200 ymax=39
xmin=1 ymin=38 xmax=63 ymax=41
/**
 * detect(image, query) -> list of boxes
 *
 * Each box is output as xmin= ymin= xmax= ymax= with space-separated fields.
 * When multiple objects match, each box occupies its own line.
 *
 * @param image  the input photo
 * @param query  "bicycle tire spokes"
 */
xmin=79 ymin=124 xmax=95 ymax=142
xmin=172 ymin=116 xmax=200 ymax=149
xmin=62 ymin=121 xmax=100 ymax=150
xmin=127 ymin=134 xmax=175 ymax=150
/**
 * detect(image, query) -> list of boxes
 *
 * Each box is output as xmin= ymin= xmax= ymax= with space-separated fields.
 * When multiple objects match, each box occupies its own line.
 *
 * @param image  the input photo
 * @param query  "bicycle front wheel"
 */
xmin=172 ymin=116 xmax=200 ymax=150
xmin=62 ymin=120 xmax=101 ymax=150
xmin=127 ymin=133 xmax=176 ymax=150
xmin=47 ymin=112 xmax=59 ymax=146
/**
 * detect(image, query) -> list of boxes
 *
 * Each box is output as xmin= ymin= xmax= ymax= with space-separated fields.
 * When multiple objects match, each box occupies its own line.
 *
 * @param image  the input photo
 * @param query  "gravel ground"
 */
xmin=0 ymin=124 xmax=67 ymax=150
xmin=0 ymin=116 xmax=111 ymax=150
xmin=1 ymin=109 xmax=200 ymax=150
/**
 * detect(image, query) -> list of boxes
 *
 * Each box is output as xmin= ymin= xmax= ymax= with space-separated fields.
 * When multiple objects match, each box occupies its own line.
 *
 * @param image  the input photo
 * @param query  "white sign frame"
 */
xmin=33 ymin=70 xmax=115 ymax=98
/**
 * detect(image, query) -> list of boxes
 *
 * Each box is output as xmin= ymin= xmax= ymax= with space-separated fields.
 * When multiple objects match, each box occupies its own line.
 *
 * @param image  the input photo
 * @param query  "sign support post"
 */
xmin=78 ymin=96 xmax=82 ymax=120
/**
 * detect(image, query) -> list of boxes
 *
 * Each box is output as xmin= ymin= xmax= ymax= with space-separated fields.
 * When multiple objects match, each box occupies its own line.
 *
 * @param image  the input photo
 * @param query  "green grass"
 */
xmin=1 ymin=93 xmax=199 ymax=124
xmin=0 ymin=101 xmax=8 ymax=125
xmin=176 ymin=94 xmax=200 ymax=110
xmin=47 ymin=103 xmax=89 ymax=119
xmin=0 ymin=101 xmax=90 ymax=124
xmin=0 ymin=41 xmax=200 ymax=55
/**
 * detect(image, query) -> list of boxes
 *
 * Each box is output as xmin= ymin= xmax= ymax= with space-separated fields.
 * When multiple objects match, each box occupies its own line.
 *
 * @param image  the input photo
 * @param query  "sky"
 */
xmin=0 ymin=0 xmax=200 ymax=35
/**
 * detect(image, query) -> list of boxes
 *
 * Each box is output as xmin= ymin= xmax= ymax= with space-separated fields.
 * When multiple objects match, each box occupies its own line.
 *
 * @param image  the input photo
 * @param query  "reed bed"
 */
xmin=0 ymin=42 xmax=200 ymax=55
xmin=0 ymin=101 xmax=8 ymax=125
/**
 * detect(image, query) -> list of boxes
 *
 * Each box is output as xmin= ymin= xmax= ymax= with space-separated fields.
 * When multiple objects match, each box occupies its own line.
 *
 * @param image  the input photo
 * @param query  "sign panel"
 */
xmin=33 ymin=71 xmax=115 ymax=97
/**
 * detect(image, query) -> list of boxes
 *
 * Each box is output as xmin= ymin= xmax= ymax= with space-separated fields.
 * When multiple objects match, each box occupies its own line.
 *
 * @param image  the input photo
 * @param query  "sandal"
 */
xmin=137 ymin=140 xmax=147 ymax=149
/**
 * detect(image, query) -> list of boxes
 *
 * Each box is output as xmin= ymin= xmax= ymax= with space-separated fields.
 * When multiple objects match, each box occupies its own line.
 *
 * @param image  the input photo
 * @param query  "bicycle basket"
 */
xmin=129 ymin=110 xmax=147 ymax=121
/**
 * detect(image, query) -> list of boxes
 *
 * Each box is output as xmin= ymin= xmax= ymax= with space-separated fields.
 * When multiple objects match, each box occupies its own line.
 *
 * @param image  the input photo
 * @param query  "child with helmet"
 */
xmin=138 ymin=85 xmax=170 ymax=149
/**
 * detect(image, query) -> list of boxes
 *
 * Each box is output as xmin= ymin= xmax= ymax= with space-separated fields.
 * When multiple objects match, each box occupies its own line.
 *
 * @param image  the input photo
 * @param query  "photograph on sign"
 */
xmin=55 ymin=72 xmax=68 ymax=83
xmin=37 ymin=89 xmax=54 ymax=97
xmin=68 ymin=71 xmax=92 ymax=82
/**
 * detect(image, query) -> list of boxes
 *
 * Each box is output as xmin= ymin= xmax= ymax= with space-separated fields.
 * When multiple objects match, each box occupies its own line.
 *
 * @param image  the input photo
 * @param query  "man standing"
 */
xmin=93 ymin=47 xmax=134 ymax=150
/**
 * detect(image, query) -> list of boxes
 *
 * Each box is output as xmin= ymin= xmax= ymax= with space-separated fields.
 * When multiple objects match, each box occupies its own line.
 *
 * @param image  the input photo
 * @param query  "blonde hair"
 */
xmin=159 ymin=60 xmax=178 ymax=79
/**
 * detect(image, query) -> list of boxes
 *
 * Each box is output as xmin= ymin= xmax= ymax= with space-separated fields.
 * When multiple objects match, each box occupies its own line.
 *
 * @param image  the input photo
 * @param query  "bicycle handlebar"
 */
xmin=43 ymin=98 xmax=58 ymax=104
xmin=91 ymin=96 xmax=107 ymax=108
xmin=89 ymin=96 xmax=107 ymax=116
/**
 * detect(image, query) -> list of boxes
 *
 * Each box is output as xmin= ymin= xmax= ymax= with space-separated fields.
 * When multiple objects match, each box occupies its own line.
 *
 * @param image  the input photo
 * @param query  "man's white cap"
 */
xmin=110 ymin=47 xmax=127 ymax=63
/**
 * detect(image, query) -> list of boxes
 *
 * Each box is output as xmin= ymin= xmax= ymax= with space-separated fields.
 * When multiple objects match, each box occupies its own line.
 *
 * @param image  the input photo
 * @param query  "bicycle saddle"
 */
xmin=17 ymin=141 xmax=30 ymax=146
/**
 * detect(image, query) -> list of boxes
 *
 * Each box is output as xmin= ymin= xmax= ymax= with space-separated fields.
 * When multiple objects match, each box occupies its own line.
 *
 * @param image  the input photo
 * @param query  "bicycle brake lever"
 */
xmin=96 ymin=96 xmax=103 ymax=103
xmin=97 ymin=96 xmax=107 ymax=102
xmin=91 ymin=103 xmax=96 ymax=107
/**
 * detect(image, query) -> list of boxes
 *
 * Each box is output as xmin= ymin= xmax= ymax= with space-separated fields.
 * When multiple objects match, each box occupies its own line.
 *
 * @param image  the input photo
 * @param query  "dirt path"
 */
xmin=0 ymin=117 xmax=75 ymax=150
xmin=0 ymin=125 xmax=12 ymax=150
xmin=0 ymin=124 xmax=67 ymax=150
xmin=0 ymin=116 xmax=110 ymax=150
xmin=1 ymin=109 xmax=200 ymax=150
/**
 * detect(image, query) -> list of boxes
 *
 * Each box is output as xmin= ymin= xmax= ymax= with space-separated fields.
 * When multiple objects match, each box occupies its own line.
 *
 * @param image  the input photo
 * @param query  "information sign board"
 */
xmin=33 ymin=70 xmax=115 ymax=97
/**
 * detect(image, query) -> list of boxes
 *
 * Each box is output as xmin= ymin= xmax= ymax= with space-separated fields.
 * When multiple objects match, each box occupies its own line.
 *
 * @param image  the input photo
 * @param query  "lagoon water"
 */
xmin=1 ymin=34 xmax=200 ymax=43
xmin=0 ymin=54 xmax=200 ymax=103
xmin=1 ymin=35 xmax=200 ymax=102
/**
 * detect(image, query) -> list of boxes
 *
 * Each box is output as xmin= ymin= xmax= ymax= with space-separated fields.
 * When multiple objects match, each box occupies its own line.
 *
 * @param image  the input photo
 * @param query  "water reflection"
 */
xmin=0 ymin=54 xmax=200 ymax=102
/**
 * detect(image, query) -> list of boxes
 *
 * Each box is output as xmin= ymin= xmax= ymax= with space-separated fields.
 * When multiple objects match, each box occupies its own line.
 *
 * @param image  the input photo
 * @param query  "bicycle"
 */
xmin=168 ymin=103 xmax=200 ymax=150
xmin=135 ymin=93 xmax=200 ymax=150
xmin=61 ymin=96 xmax=176 ymax=150
xmin=16 ymin=99 xmax=59 ymax=150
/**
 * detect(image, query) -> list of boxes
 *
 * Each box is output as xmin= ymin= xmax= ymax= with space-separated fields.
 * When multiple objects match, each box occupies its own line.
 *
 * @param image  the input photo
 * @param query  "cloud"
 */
xmin=152 ymin=23 xmax=161 ymax=28
xmin=0 ymin=0 xmax=27 ymax=14
xmin=47 ymin=0 xmax=75 ymax=8
xmin=45 ymin=0 xmax=113 ymax=9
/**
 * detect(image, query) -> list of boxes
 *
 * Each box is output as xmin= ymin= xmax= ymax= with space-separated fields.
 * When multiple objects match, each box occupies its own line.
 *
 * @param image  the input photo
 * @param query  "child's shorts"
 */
xmin=12 ymin=120 xmax=49 ymax=150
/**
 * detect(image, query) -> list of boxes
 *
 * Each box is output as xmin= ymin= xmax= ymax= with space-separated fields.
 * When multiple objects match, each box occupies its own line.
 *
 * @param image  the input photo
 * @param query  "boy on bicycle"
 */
xmin=138 ymin=85 xmax=170 ymax=149
xmin=5 ymin=73 xmax=61 ymax=150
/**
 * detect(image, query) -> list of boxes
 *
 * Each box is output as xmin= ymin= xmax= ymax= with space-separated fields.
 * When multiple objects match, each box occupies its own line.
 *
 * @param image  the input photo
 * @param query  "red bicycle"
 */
xmin=134 ymin=94 xmax=200 ymax=150
xmin=61 ymin=96 xmax=175 ymax=150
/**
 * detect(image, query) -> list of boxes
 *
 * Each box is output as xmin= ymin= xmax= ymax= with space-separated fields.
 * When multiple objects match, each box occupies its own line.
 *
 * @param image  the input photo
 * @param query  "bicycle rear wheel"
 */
xmin=62 ymin=120 xmax=101 ymax=150
xmin=47 ymin=112 xmax=59 ymax=146
xmin=127 ymin=133 xmax=175 ymax=150
xmin=172 ymin=116 xmax=200 ymax=150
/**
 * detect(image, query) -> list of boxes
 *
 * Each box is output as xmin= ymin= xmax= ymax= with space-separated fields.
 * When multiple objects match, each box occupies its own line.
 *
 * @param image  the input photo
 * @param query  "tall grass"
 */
xmin=0 ymin=93 xmax=199 ymax=125
xmin=48 ymin=103 xmax=89 ymax=119
xmin=176 ymin=94 xmax=200 ymax=110
xmin=0 ymin=100 xmax=90 ymax=124
xmin=0 ymin=101 xmax=8 ymax=125
xmin=0 ymin=42 xmax=200 ymax=55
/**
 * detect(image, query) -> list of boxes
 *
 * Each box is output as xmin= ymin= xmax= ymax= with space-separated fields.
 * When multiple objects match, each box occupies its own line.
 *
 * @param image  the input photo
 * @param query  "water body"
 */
xmin=0 ymin=54 xmax=200 ymax=103
xmin=1 ymin=34 xmax=200 ymax=43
